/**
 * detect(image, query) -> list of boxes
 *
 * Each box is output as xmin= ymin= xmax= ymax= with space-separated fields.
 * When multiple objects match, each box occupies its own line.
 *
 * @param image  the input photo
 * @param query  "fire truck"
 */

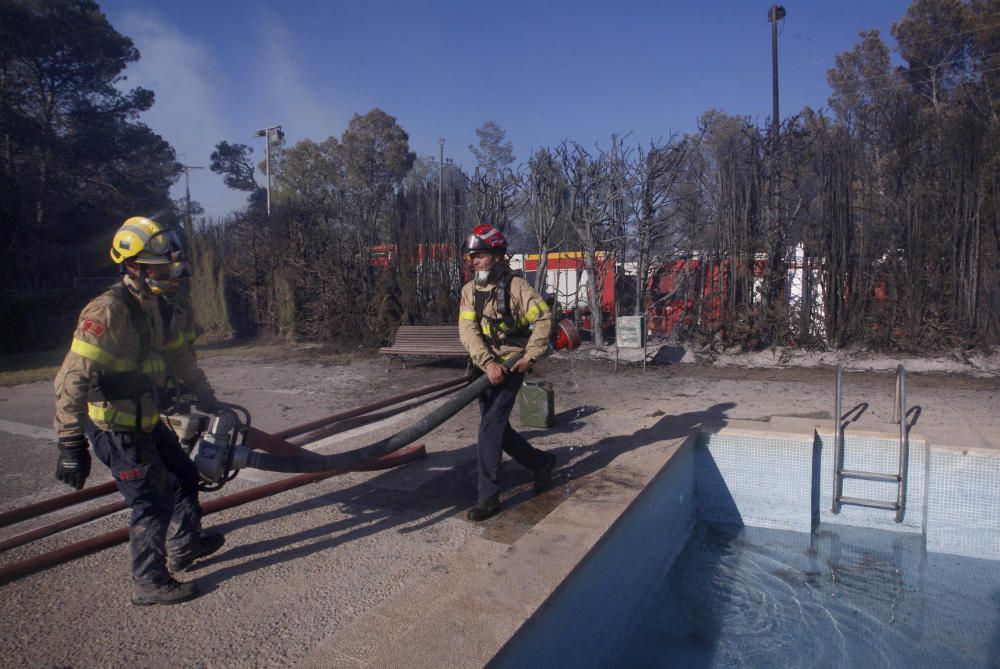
xmin=510 ymin=252 xmax=618 ymax=335
xmin=375 ymin=243 xmax=821 ymax=340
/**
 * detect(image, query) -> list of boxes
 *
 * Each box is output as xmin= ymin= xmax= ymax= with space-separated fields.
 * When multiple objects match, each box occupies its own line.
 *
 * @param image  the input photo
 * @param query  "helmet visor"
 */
xmin=145 ymin=229 xmax=183 ymax=257
xmin=140 ymin=248 xmax=190 ymax=278
xmin=463 ymin=234 xmax=479 ymax=255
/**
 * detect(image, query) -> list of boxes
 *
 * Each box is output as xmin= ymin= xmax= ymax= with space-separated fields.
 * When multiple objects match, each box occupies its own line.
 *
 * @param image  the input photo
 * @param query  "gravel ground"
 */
xmin=0 ymin=343 xmax=997 ymax=668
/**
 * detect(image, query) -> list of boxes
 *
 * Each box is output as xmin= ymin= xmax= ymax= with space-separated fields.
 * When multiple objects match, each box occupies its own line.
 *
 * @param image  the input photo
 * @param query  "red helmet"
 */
xmin=463 ymin=224 xmax=507 ymax=255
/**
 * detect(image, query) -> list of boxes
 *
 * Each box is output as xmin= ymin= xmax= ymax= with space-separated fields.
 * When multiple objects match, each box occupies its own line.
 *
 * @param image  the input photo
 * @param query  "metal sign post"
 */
xmin=616 ymin=315 xmax=647 ymax=372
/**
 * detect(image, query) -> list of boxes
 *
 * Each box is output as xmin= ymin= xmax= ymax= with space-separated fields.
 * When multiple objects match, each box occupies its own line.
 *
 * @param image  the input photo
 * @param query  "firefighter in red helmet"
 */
xmin=458 ymin=224 xmax=558 ymax=521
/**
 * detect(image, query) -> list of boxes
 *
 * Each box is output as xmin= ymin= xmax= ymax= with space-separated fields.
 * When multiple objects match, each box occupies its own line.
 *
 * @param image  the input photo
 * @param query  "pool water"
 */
xmin=615 ymin=522 xmax=1000 ymax=668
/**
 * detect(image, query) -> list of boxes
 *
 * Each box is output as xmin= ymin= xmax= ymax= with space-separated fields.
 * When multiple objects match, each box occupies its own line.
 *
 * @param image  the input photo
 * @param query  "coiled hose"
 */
xmin=242 ymin=352 xmax=524 ymax=473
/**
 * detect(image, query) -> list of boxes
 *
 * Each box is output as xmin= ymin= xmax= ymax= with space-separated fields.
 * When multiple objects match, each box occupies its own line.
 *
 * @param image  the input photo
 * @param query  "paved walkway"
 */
xmin=2 ymin=351 xmax=996 ymax=668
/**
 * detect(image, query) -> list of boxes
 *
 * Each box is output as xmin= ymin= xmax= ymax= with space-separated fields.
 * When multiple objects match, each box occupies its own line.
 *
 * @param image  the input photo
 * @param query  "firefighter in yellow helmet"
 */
xmin=53 ymin=217 xmax=224 ymax=606
xmin=458 ymin=225 xmax=557 ymax=521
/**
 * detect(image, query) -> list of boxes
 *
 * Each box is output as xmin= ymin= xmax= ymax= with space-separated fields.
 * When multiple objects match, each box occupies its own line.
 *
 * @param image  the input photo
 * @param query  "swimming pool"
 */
xmin=619 ymin=521 xmax=999 ymax=668
xmin=491 ymin=419 xmax=1000 ymax=668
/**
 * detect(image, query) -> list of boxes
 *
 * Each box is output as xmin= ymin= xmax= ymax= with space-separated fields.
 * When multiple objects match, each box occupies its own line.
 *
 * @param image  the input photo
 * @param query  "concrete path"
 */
xmin=1 ymin=349 xmax=996 ymax=668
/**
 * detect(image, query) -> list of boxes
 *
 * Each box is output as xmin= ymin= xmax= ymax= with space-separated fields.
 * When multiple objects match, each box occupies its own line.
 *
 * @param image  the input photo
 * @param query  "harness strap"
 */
xmin=473 ymin=272 xmax=530 ymax=357
xmin=105 ymin=283 xmax=153 ymax=426
xmin=113 ymin=283 xmax=151 ymax=364
xmin=473 ymin=288 xmax=502 ymax=357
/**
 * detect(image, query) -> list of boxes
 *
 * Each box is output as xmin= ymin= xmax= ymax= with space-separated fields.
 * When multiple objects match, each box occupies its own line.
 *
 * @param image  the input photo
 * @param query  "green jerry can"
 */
xmin=518 ymin=380 xmax=555 ymax=428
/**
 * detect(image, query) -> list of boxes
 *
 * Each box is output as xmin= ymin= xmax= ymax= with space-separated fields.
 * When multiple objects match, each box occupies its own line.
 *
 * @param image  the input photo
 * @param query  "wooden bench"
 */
xmin=379 ymin=325 xmax=469 ymax=368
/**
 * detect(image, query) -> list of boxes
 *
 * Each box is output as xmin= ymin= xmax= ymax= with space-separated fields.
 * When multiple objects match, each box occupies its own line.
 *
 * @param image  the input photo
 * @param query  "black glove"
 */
xmin=55 ymin=436 xmax=91 ymax=490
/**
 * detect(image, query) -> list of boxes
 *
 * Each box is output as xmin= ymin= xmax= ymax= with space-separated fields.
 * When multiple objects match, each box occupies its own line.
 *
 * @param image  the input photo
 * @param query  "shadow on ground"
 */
xmin=195 ymin=399 xmax=738 ymax=586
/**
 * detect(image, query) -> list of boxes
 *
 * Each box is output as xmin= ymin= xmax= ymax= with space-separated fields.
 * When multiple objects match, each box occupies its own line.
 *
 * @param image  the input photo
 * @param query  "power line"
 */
xmin=665 ymin=19 xmax=1000 ymax=102
xmin=891 ymin=12 xmax=1000 ymax=52
xmin=784 ymin=61 xmax=1000 ymax=104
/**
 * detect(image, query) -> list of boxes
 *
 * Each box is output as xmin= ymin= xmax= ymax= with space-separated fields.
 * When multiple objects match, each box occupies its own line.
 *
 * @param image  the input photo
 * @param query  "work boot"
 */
xmin=533 ymin=452 xmax=557 ymax=494
xmin=466 ymin=496 xmax=502 ymax=522
xmin=168 ymin=532 xmax=225 ymax=573
xmin=131 ymin=577 xmax=200 ymax=606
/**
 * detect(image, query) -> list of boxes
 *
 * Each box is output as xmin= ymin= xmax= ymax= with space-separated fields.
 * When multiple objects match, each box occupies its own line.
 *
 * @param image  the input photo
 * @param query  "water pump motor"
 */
xmin=192 ymin=405 xmax=252 ymax=490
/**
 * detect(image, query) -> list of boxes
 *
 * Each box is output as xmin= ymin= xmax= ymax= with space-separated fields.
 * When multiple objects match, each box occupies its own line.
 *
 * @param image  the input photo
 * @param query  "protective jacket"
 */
xmin=54 ymin=277 xmax=213 ymax=440
xmin=458 ymin=272 xmax=552 ymax=371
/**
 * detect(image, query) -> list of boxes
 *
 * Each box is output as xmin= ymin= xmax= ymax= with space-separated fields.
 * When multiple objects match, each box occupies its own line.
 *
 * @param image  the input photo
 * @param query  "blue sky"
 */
xmin=97 ymin=0 xmax=915 ymax=219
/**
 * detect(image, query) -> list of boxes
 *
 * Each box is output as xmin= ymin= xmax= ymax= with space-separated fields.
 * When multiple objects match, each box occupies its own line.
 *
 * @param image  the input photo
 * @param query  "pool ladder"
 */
xmin=831 ymin=364 xmax=910 ymax=523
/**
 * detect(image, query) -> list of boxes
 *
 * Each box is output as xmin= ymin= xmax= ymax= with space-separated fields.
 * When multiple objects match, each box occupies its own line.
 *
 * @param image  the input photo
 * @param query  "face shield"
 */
xmin=135 ymin=231 xmax=190 ymax=298
xmin=142 ymin=257 xmax=190 ymax=297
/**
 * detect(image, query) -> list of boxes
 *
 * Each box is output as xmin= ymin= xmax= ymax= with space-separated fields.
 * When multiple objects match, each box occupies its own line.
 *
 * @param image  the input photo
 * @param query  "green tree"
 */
xmin=827 ymin=30 xmax=895 ymax=142
xmin=892 ymin=0 xmax=971 ymax=112
xmin=341 ymin=108 xmax=415 ymax=243
xmin=470 ymin=120 xmax=515 ymax=179
xmin=210 ymin=141 xmax=260 ymax=197
xmin=469 ymin=120 xmax=518 ymax=236
xmin=0 ymin=0 xmax=180 ymax=291
xmin=524 ymin=147 xmax=570 ymax=293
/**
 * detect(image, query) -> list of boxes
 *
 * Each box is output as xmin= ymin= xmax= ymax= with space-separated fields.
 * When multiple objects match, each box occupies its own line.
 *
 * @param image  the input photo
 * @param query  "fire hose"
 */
xmin=193 ymin=320 xmax=582 ymax=482
xmin=0 ymin=319 xmax=581 ymax=583
xmin=0 ymin=375 xmax=472 ymax=552
xmin=0 ymin=446 xmax=425 ymax=585
xmin=0 ymin=373 xmax=474 ymax=581
xmin=0 ymin=375 xmax=472 ymax=532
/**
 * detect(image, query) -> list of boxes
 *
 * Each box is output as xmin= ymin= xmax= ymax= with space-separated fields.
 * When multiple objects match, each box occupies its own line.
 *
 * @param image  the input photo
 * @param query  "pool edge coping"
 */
xmin=297 ymin=419 xmax=696 ymax=668
xmin=296 ymin=415 xmax=999 ymax=668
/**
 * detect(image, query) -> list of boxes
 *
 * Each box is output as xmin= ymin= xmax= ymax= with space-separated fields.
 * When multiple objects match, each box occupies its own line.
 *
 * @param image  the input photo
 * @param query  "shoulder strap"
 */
xmin=157 ymin=296 xmax=174 ymax=335
xmin=472 ymin=287 xmax=503 ymax=355
xmin=495 ymin=271 xmax=517 ymax=328
xmin=473 ymin=288 xmax=491 ymax=324
xmin=113 ymin=282 xmax=150 ymax=364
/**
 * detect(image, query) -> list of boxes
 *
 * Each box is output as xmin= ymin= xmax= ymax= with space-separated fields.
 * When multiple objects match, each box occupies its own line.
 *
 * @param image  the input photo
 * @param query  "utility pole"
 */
xmin=180 ymin=164 xmax=204 ymax=259
xmin=254 ymin=125 xmax=283 ymax=216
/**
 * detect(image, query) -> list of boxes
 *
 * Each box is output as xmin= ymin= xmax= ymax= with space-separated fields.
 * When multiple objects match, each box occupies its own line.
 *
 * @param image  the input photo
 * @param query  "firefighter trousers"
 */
xmin=476 ymin=371 xmax=548 ymax=503
xmin=85 ymin=421 xmax=202 ymax=585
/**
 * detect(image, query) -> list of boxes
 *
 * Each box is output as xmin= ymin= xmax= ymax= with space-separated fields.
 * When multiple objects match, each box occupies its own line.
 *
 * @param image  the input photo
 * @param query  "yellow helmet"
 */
xmin=111 ymin=217 xmax=190 ymax=296
xmin=110 ymin=216 xmax=183 ymax=264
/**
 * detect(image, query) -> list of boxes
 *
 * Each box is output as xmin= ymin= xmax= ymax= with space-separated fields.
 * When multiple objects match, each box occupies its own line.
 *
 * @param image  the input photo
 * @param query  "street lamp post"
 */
xmin=427 ymin=139 xmax=453 ymax=237
xmin=254 ymin=124 xmax=283 ymax=216
xmin=767 ymin=5 xmax=786 ymax=324
xmin=768 ymin=5 xmax=785 ymax=133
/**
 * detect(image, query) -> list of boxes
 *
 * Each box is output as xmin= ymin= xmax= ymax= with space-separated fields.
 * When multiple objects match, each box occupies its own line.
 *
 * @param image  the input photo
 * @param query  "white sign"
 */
xmin=617 ymin=316 xmax=646 ymax=348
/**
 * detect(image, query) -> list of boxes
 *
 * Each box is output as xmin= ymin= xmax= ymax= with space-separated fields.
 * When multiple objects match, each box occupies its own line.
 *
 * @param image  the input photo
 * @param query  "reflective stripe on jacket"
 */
xmin=458 ymin=275 xmax=552 ymax=372
xmin=54 ymin=280 xmax=212 ymax=439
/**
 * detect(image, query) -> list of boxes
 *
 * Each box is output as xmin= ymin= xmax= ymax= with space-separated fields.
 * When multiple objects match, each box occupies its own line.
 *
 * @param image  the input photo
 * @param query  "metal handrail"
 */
xmin=894 ymin=365 xmax=909 ymax=523
xmin=830 ymin=364 xmax=909 ymax=523
xmin=892 ymin=365 xmax=903 ymax=424
xmin=831 ymin=364 xmax=844 ymax=513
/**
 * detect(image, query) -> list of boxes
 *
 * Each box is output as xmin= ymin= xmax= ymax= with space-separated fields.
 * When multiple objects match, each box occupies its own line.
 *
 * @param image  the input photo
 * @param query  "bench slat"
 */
xmin=379 ymin=325 xmax=468 ymax=361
